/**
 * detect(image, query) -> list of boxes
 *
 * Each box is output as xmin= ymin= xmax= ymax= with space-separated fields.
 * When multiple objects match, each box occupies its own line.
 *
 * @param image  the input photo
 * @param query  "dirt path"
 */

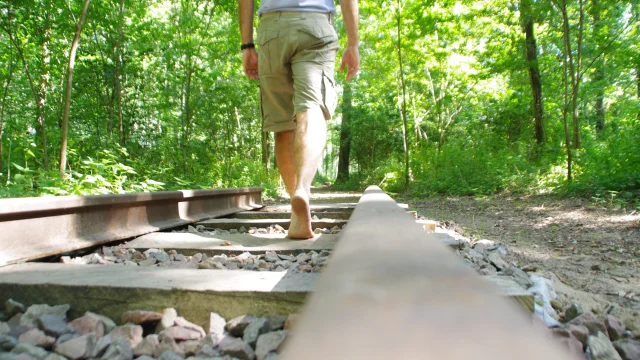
xmin=408 ymin=194 xmax=640 ymax=332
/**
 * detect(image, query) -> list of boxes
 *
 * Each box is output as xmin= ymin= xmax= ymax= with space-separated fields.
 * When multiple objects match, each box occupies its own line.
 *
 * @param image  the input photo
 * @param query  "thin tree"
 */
xmin=115 ymin=0 xmax=125 ymax=146
xmin=396 ymin=0 xmax=410 ymax=189
xmin=336 ymin=81 xmax=352 ymax=183
xmin=555 ymin=0 xmax=577 ymax=181
xmin=590 ymin=0 xmax=605 ymax=132
xmin=2 ymin=3 xmax=50 ymax=171
xmin=0 ymin=48 xmax=15 ymax=173
xmin=60 ymin=0 xmax=91 ymax=176
xmin=634 ymin=3 xmax=640 ymax=119
xmin=562 ymin=42 xmax=573 ymax=182
xmin=261 ymin=130 xmax=271 ymax=174
xmin=520 ymin=0 xmax=545 ymax=144
xmin=556 ymin=0 xmax=584 ymax=149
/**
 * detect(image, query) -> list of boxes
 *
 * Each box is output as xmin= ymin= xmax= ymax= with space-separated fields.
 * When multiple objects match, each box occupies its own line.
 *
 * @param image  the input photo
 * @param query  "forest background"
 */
xmin=0 ymin=0 xmax=638 ymax=208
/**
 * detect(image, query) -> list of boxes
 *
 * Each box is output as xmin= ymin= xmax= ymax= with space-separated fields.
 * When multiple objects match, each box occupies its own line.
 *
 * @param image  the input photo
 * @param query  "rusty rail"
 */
xmin=0 ymin=188 xmax=262 ymax=267
xmin=281 ymin=186 xmax=576 ymax=360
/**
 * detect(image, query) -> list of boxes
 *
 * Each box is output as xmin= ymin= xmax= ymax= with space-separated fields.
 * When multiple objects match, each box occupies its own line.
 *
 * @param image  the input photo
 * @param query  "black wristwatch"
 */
xmin=241 ymin=43 xmax=255 ymax=51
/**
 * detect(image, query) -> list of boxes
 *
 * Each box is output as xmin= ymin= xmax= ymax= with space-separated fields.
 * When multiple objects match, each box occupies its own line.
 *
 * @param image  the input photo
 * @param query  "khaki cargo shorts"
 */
xmin=257 ymin=12 xmax=340 ymax=132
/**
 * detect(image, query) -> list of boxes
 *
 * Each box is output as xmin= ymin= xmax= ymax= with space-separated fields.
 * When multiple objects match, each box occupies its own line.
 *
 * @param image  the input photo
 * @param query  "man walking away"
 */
xmin=239 ymin=0 xmax=359 ymax=239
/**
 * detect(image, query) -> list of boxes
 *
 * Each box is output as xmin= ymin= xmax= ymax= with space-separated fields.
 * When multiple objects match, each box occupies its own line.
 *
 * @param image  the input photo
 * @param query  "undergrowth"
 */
xmin=0 ymin=147 xmax=281 ymax=198
xmin=331 ymin=132 xmax=640 ymax=210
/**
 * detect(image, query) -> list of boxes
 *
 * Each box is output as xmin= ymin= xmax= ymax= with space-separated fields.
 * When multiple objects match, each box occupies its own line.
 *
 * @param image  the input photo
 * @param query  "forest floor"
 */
xmin=265 ymin=187 xmax=640 ymax=332
xmin=410 ymin=194 xmax=640 ymax=332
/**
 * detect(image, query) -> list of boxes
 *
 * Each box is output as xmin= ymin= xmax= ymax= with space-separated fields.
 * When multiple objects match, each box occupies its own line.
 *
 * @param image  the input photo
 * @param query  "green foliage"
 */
xmin=1 ymin=0 xmax=639 ymax=202
xmin=574 ymin=129 xmax=640 ymax=193
xmin=324 ymin=0 xmax=640 ymax=201
xmin=331 ymin=159 xmax=406 ymax=193
xmin=312 ymin=172 xmax=331 ymax=187
xmin=1 ymin=148 xmax=164 ymax=197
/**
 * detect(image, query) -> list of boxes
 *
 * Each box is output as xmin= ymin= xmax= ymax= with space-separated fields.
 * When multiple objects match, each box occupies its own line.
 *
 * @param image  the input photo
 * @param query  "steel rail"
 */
xmin=281 ymin=186 xmax=576 ymax=360
xmin=0 ymin=187 xmax=262 ymax=267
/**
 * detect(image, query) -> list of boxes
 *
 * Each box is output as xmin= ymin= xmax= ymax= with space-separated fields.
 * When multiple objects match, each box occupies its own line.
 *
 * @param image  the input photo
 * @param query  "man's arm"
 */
xmin=239 ymin=0 xmax=254 ymax=44
xmin=239 ymin=0 xmax=259 ymax=80
xmin=339 ymin=0 xmax=359 ymax=82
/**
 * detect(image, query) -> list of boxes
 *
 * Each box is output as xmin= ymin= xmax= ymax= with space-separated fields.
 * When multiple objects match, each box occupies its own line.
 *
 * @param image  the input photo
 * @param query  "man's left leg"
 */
xmin=275 ymin=130 xmax=296 ymax=196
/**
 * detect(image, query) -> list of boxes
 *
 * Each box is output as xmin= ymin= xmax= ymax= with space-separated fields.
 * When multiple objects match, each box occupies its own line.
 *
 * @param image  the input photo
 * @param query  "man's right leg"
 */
xmin=288 ymin=107 xmax=327 ymax=239
xmin=274 ymin=108 xmax=327 ymax=239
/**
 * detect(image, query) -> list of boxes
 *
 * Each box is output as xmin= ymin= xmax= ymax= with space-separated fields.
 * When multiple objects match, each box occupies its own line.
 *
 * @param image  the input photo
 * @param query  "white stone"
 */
xmin=588 ymin=332 xmax=622 ymax=360
xmin=208 ymin=313 xmax=226 ymax=344
xmin=11 ymin=343 xmax=49 ymax=360
xmin=143 ymin=248 xmax=161 ymax=256
xmin=18 ymin=329 xmax=55 ymax=349
xmin=218 ymin=337 xmax=254 ymax=360
xmin=255 ymin=331 xmax=287 ymax=360
xmin=243 ymin=318 xmax=271 ymax=348
xmin=134 ymin=335 xmax=159 ymax=357
xmin=53 ymin=332 xmax=97 ymax=360
xmin=0 ymin=322 xmax=9 ymax=336
xmin=174 ymin=317 xmax=205 ymax=337
xmin=20 ymin=305 xmax=70 ymax=327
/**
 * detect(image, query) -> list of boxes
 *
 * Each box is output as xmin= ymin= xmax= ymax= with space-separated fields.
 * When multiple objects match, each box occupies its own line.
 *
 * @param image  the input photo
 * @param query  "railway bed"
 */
xmin=0 ymin=186 xmax=574 ymax=359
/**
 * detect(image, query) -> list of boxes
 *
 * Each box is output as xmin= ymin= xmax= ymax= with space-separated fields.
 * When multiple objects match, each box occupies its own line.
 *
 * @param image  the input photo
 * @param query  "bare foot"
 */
xmin=288 ymin=189 xmax=314 ymax=239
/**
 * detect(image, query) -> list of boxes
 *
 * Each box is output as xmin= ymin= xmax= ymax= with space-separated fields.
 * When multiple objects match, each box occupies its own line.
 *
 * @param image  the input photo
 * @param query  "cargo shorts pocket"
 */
xmin=322 ymin=72 xmax=337 ymax=120
xmin=298 ymin=25 xmax=338 ymax=42
xmin=298 ymin=25 xmax=339 ymax=61
xmin=256 ymin=30 xmax=279 ymax=75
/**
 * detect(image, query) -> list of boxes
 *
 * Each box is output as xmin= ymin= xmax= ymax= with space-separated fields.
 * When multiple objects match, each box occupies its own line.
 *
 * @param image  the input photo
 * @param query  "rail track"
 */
xmin=0 ymin=186 xmax=574 ymax=359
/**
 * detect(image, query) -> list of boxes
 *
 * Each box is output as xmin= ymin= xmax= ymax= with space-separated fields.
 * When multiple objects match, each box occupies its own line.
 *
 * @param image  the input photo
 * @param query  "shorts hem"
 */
xmin=294 ymin=103 xmax=330 ymax=121
xmin=263 ymin=121 xmax=297 ymax=133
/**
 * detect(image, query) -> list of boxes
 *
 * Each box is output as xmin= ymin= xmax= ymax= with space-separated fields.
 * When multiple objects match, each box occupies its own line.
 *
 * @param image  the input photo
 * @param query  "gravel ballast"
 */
xmin=28 ymin=213 xmax=639 ymax=359
xmin=0 ymin=299 xmax=292 ymax=360
xmin=61 ymin=244 xmax=331 ymax=274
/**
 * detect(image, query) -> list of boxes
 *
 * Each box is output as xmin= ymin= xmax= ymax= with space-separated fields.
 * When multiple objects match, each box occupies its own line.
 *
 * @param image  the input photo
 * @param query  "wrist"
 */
xmin=346 ymin=41 xmax=359 ymax=48
xmin=240 ymin=42 xmax=255 ymax=51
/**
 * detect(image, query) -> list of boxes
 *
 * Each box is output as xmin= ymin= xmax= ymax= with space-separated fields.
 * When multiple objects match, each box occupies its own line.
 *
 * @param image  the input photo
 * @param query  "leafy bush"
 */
xmin=1 ymin=148 xmax=165 ymax=197
xmin=332 ymin=159 xmax=405 ymax=193
xmin=1 ymin=147 xmax=281 ymax=199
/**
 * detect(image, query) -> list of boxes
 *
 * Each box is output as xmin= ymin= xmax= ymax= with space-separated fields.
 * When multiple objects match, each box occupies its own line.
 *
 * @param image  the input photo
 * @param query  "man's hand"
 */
xmin=243 ymin=48 xmax=259 ymax=80
xmin=339 ymin=0 xmax=359 ymax=82
xmin=339 ymin=45 xmax=359 ymax=82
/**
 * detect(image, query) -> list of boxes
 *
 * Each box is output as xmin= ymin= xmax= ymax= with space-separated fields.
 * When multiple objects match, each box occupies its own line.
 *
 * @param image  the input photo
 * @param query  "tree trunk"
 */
xmin=6 ymin=136 xmax=12 ymax=184
xmin=520 ymin=0 xmax=545 ymax=144
xmin=39 ymin=0 xmax=52 ymax=171
xmin=560 ymin=1 xmax=573 ymax=182
xmin=182 ymin=62 xmax=193 ymax=176
xmin=3 ymin=3 xmax=49 ymax=171
xmin=116 ymin=0 xmax=125 ymax=146
xmin=92 ymin=71 xmax=103 ymax=143
xmin=560 ymin=0 xmax=583 ymax=149
xmin=573 ymin=0 xmax=584 ymax=148
xmin=591 ymin=0 xmax=605 ymax=132
xmin=59 ymin=0 xmax=91 ymax=177
xmin=635 ymin=4 xmax=640 ymax=119
xmin=336 ymin=81 xmax=352 ymax=183
xmin=563 ymin=48 xmax=572 ymax=182
xmin=0 ymin=53 xmax=15 ymax=174
xmin=396 ymin=0 xmax=410 ymax=189
xmin=91 ymin=25 xmax=114 ymax=139
xmin=261 ymin=130 xmax=270 ymax=173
